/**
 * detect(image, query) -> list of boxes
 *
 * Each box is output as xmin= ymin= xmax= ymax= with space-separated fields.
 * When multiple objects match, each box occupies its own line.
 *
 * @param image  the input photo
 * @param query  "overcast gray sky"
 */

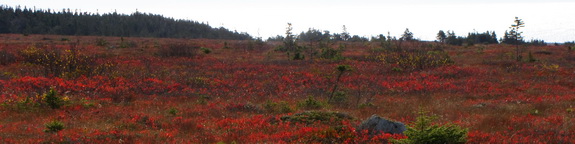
xmin=3 ymin=0 xmax=575 ymax=42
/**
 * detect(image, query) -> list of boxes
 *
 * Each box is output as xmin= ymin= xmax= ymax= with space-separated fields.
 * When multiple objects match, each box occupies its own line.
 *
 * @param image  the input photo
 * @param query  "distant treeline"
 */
xmin=0 ymin=6 xmax=252 ymax=40
xmin=269 ymin=27 xmax=547 ymax=46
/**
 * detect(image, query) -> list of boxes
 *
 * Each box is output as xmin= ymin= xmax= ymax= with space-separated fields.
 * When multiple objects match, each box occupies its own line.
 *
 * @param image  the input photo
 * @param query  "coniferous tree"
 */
xmin=340 ymin=25 xmax=350 ymax=41
xmin=401 ymin=28 xmax=414 ymax=41
xmin=509 ymin=17 xmax=525 ymax=61
xmin=0 ymin=6 xmax=251 ymax=40
xmin=437 ymin=30 xmax=447 ymax=43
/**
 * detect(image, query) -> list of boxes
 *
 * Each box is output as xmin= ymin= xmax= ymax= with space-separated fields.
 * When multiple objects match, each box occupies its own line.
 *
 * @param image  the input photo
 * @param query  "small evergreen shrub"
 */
xmin=394 ymin=110 xmax=468 ymax=144
xmin=44 ymin=87 xmax=63 ymax=109
xmin=168 ymin=107 xmax=178 ymax=116
xmin=200 ymin=47 xmax=212 ymax=54
xmin=332 ymin=91 xmax=348 ymax=104
xmin=44 ymin=120 xmax=65 ymax=133
xmin=297 ymin=96 xmax=325 ymax=110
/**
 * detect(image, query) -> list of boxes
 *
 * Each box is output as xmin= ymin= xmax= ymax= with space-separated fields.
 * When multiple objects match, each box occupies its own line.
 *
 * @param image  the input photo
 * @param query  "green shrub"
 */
xmin=297 ymin=96 xmax=325 ymax=110
xmin=336 ymin=65 xmax=352 ymax=72
xmin=332 ymin=91 xmax=348 ymax=104
xmin=44 ymin=120 xmax=65 ymax=133
xmin=44 ymin=87 xmax=63 ymax=109
xmin=292 ymin=52 xmax=305 ymax=60
xmin=19 ymin=45 xmax=108 ymax=78
xmin=394 ymin=110 xmax=467 ymax=144
xmin=168 ymin=107 xmax=179 ymax=116
xmin=392 ymin=67 xmax=403 ymax=72
xmin=200 ymin=47 xmax=212 ymax=54
xmin=263 ymin=100 xmax=294 ymax=114
xmin=320 ymin=47 xmax=343 ymax=60
xmin=280 ymin=111 xmax=354 ymax=125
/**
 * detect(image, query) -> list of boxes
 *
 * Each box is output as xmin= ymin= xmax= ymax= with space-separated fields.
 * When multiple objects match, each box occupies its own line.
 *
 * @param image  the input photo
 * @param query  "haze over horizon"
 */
xmin=3 ymin=0 xmax=575 ymax=42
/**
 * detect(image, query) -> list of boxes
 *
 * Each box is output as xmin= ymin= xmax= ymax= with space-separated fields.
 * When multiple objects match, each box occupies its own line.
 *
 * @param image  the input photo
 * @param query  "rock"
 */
xmin=357 ymin=114 xmax=406 ymax=135
xmin=472 ymin=103 xmax=487 ymax=108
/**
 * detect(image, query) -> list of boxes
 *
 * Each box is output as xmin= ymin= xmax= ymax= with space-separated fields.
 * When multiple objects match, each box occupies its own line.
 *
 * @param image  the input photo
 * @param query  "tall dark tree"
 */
xmin=445 ymin=31 xmax=463 ymax=46
xmin=401 ymin=28 xmax=414 ymax=41
xmin=466 ymin=31 xmax=498 ymax=45
xmin=509 ymin=17 xmax=525 ymax=61
xmin=284 ymin=23 xmax=296 ymax=52
xmin=437 ymin=30 xmax=447 ymax=43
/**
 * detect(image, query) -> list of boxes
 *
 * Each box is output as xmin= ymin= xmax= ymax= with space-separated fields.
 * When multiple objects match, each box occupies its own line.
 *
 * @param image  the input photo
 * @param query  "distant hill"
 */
xmin=0 ymin=5 xmax=252 ymax=40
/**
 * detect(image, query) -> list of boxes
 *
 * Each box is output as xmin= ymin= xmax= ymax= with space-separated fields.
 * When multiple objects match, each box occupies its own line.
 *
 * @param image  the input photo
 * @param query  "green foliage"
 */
xmin=168 ymin=107 xmax=179 ymax=116
xmin=394 ymin=110 xmax=468 ymax=144
xmin=44 ymin=87 xmax=63 ymax=109
xmin=436 ymin=30 xmax=447 ymax=43
xmin=44 ymin=120 xmax=65 ymax=133
xmin=509 ymin=17 xmax=525 ymax=61
xmin=200 ymin=47 xmax=212 ymax=54
xmin=297 ymin=96 xmax=325 ymax=110
xmin=263 ymin=100 xmax=294 ymax=114
xmin=336 ymin=65 xmax=352 ymax=72
xmin=358 ymin=102 xmax=375 ymax=109
xmin=9 ymin=97 xmax=41 ymax=111
xmin=280 ymin=111 xmax=354 ymax=125
xmin=319 ymin=47 xmax=343 ymax=60
xmin=392 ymin=67 xmax=403 ymax=72
xmin=197 ymin=95 xmax=210 ymax=105
xmin=332 ymin=91 xmax=348 ymax=104
xmin=19 ymin=45 xmax=114 ymax=78
xmin=328 ymin=65 xmax=352 ymax=103
xmin=292 ymin=52 xmax=305 ymax=60
xmin=401 ymin=28 xmax=414 ymax=41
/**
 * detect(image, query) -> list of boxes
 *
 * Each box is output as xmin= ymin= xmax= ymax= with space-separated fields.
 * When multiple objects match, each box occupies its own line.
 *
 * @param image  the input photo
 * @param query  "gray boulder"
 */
xmin=357 ymin=114 xmax=406 ymax=135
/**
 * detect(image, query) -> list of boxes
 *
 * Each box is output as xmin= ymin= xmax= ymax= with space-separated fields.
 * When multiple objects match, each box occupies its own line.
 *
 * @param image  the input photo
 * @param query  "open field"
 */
xmin=1 ymin=34 xmax=575 ymax=143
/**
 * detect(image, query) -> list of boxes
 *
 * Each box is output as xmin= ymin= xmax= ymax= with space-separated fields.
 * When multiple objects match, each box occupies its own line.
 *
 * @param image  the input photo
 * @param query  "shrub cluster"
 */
xmin=378 ymin=50 xmax=453 ymax=71
xmin=394 ymin=110 xmax=468 ymax=144
xmin=19 ymin=45 xmax=113 ymax=78
xmin=262 ymin=100 xmax=294 ymax=114
xmin=157 ymin=43 xmax=198 ymax=57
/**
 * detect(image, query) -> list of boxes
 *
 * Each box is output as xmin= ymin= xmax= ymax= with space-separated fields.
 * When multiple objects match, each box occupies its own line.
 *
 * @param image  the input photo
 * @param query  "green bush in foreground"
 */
xmin=394 ymin=110 xmax=467 ymax=144
xmin=44 ymin=120 xmax=65 ymax=133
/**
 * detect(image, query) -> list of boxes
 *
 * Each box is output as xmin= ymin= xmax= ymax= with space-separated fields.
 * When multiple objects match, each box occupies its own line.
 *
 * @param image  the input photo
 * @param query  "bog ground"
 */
xmin=1 ymin=34 xmax=575 ymax=143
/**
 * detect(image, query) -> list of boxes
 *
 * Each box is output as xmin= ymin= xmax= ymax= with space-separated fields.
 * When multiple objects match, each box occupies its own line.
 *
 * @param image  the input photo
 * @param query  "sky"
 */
xmin=3 ymin=0 xmax=575 ymax=42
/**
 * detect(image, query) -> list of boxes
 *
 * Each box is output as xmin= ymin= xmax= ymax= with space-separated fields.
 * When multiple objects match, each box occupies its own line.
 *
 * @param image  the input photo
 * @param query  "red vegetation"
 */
xmin=1 ymin=34 xmax=575 ymax=143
